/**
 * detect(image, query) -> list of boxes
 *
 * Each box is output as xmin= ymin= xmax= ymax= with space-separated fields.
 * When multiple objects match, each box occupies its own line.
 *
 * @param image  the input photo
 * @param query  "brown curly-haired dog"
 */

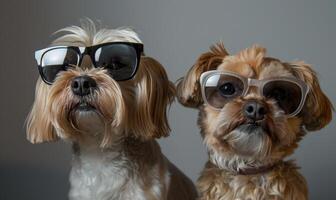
xmin=177 ymin=43 xmax=333 ymax=200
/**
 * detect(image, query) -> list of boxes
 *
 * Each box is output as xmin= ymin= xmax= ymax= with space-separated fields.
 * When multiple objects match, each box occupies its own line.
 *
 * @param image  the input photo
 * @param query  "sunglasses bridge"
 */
xmin=75 ymin=47 xmax=94 ymax=67
xmin=243 ymin=78 xmax=265 ymax=96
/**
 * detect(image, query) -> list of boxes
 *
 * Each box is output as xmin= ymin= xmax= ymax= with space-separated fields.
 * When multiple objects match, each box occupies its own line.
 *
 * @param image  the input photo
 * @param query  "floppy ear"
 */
xmin=290 ymin=61 xmax=333 ymax=131
xmin=176 ymin=42 xmax=229 ymax=108
xmin=131 ymin=56 xmax=175 ymax=139
xmin=26 ymin=79 xmax=58 ymax=143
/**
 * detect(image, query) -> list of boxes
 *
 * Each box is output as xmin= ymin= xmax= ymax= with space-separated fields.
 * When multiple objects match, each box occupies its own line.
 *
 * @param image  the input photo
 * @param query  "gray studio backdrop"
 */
xmin=1 ymin=0 xmax=335 ymax=199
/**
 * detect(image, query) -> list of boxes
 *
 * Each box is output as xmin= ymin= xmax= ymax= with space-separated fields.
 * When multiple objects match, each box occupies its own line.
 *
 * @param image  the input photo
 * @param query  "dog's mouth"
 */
xmin=240 ymin=120 xmax=269 ymax=132
xmin=66 ymin=100 xmax=106 ymax=134
xmin=219 ymin=120 xmax=274 ymax=158
xmin=68 ymin=101 xmax=97 ymax=119
xmin=235 ymin=120 xmax=272 ymax=134
xmin=220 ymin=118 xmax=272 ymax=137
xmin=75 ymin=102 xmax=96 ymax=111
xmin=238 ymin=123 xmax=262 ymax=133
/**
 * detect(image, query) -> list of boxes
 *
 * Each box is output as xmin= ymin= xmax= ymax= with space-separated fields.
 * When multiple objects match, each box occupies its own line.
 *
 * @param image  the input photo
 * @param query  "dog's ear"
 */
xmin=289 ymin=61 xmax=333 ymax=131
xmin=26 ymin=80 xmax=58 ymax=143
xmin=176 ymin=42 xmax=228 ymax=108
xmin=131 ymin=56 xmax=175 ymax=139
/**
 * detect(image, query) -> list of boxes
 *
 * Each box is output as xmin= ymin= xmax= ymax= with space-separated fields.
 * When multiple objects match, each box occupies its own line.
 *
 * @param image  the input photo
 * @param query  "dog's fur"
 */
xmin=27 ymin=20 xmax=197 ymax=200
xmin=177 ymin=43 xmax=333 ymax=200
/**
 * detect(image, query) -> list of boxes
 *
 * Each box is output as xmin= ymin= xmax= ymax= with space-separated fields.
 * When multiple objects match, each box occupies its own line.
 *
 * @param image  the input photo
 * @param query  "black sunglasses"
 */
xmin=35 ymin=42 xmax=144 ymax=84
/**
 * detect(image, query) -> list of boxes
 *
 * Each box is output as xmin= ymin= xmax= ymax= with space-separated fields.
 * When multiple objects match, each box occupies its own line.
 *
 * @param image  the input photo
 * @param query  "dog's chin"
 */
xmin=70 ymin=103 xmax=105 ymax=135
xmin=224 ymin=123 xmax=272 ymax=158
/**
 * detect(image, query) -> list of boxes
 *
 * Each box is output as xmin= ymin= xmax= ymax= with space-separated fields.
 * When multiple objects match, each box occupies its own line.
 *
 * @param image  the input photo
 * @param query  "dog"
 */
xmin=26 ymin=20 xmax=197 ymax=200
xmin=177 ymin=43 xmax=333 ymax=200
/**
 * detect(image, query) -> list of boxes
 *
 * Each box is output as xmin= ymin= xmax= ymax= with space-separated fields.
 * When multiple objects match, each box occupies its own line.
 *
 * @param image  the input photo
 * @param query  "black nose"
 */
xmin=71 ymin=76 xmax=97 ymax=96
xmin=243 ymin=100 xmax=267 ymax=121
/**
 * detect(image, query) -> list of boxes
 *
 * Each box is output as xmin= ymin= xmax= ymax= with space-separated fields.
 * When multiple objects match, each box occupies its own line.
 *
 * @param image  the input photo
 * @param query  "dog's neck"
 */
xmin=70 ymin=110 xmax=161 ymax=170
xmin=209 ymin=149 xmax=281 ymax=175
xmin=73 ymin=134 xmax=124 ymax=157
xmin=236 ymin=162 xmax=280 ymax=175
xmin=70 ymin=111 xmax=123 ymax=160
xmin=71 ymin=129 xmax=156 ymax=164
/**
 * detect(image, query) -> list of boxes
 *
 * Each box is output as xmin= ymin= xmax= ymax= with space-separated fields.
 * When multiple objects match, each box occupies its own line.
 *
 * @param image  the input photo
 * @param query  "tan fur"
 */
xmin=177 ymin=42 xmax=333 ymax=200
xmin=177 ymin=43 xmax=229 ymax=108
xmin=286 ymin=61 xmax=333 ymax=131
xmin=197 ymin=161 xmax=307 ymax=200
xmin=131 ymin=57 xmax=175 ymax=139
xmin=123 ymin=139 xmax=197 ymax=200
xmin=26 ymin=79 xmax=57 ymax=143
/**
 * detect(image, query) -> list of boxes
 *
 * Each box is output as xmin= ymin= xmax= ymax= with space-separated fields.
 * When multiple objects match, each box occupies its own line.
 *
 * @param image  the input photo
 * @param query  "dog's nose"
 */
xmin=71 ymin=76 xmax=97 ymax=96
xmin=243 ymin=100 xmax=267 ymax=121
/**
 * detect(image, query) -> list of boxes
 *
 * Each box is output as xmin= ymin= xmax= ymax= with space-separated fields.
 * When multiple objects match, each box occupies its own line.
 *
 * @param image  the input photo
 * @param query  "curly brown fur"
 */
xmin=177 ymin=43 xmax=333 ymax=200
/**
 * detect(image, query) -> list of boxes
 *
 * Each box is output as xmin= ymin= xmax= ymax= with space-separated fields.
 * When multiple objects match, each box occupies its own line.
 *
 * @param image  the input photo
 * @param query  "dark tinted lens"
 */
xmin=204 ymin=74 xmax=245 ymax=109
xmin=95 ymin=44 xmax=138 ymax=80
xmin=41 ymin=48 xmax=79 ymax=83
xmin=263 ymin=80 xmax=302 ymax=114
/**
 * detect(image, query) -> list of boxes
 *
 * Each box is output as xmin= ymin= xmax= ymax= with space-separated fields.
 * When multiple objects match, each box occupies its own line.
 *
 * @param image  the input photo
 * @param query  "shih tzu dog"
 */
xmin=26 ymin=20 xmax=197 ymax=200
xmin=177 ymin=43 xmax=333 ymax=199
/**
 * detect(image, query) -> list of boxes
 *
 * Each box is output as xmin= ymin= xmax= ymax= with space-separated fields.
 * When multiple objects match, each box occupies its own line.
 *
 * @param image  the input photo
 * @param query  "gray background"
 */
xmin=0 ymin=0 xmax=335 ymax=199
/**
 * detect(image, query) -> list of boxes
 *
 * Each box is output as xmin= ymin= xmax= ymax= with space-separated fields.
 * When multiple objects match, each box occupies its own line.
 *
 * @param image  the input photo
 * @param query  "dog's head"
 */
xmin=177 ymin=43 xmax=333 ymax=169
xmin=27 ymin=20 xmax=175 ymax=147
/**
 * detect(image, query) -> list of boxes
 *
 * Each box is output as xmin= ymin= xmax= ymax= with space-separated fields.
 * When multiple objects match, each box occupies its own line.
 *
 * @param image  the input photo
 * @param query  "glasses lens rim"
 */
xmin=261 ymin=77 xmax=308 ymax=117
xmin=201 ymin=71 xmax=247 ymax=110
xmin=93 ymin=43 xmax=140 ymax=81
xmin=39 ymin=47 xmax=80 ymax=84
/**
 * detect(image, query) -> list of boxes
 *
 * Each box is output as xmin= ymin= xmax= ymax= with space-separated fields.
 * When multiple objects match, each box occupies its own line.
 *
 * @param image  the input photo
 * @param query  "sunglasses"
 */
xmin=35 ymin=42 xmax=144 ymax=84
xmin=200 ymin=70 xmax=309 ymax=117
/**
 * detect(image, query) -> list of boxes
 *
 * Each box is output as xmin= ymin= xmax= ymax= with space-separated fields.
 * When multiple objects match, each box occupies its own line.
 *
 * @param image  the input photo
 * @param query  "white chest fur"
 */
xmin=69 ymin=143 xmax=143 ymax=200
xmin=68 ymin=141 xmax=169 ymax=200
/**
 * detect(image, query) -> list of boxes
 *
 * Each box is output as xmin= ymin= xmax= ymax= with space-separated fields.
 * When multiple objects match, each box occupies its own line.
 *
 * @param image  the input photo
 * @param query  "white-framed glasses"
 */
xmin=200 ymin=70 xmax=309 ymax=117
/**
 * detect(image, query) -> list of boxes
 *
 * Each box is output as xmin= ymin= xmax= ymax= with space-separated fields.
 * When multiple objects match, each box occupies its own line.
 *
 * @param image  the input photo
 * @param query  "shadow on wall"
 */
xmin=0 ymin=163 xmax=69 ymax=200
